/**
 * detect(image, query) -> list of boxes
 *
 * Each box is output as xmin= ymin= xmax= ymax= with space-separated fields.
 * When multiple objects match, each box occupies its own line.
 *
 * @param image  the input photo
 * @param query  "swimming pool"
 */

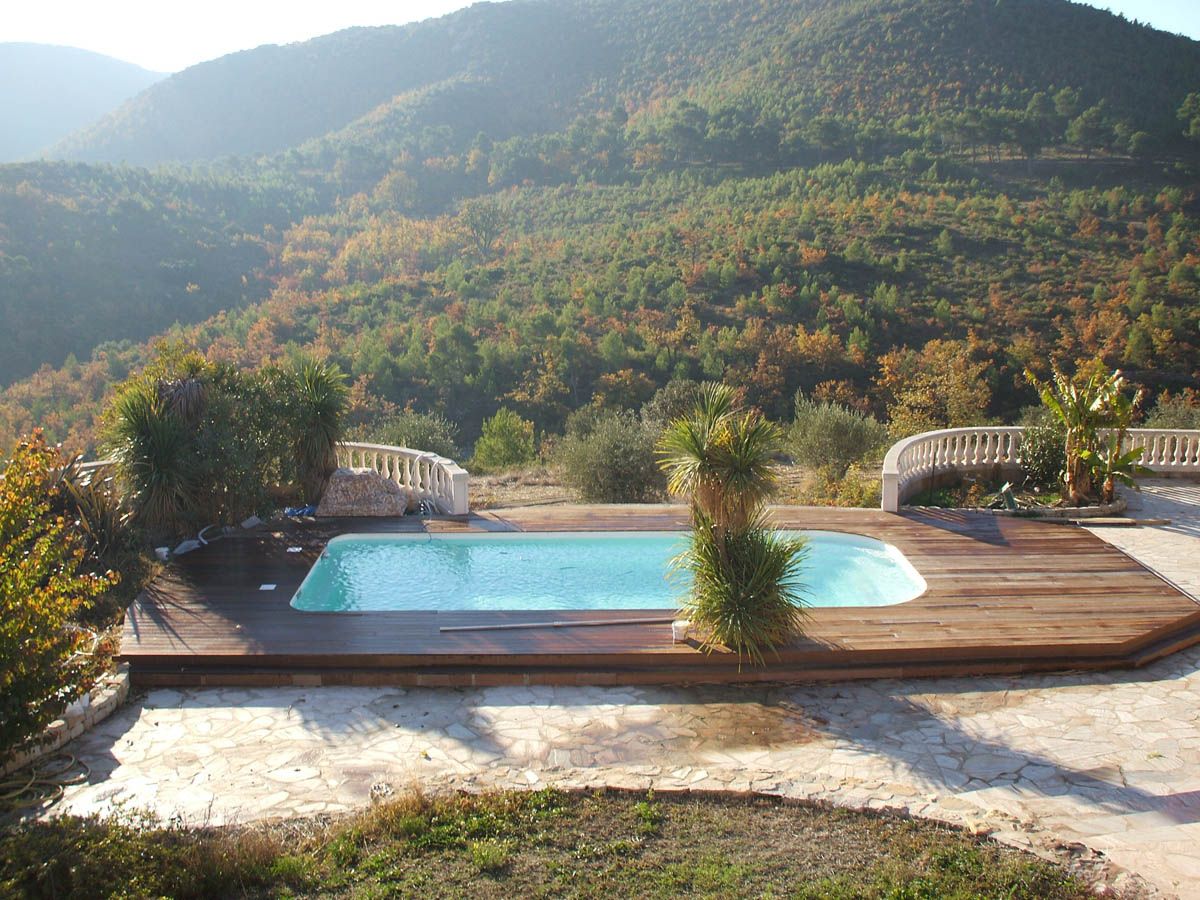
xmin=291 ymin=531 xmax=926 ymax=612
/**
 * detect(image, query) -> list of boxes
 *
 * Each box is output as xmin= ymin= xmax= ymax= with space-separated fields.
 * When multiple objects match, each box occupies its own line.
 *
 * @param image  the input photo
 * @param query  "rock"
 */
xmin=316 ymin=468 xmax=414 ymax=517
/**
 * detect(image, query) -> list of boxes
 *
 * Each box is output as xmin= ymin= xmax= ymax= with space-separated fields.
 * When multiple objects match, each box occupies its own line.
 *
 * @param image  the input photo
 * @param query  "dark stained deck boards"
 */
xmin=119 ymin=506 xmax=1200 ymax=686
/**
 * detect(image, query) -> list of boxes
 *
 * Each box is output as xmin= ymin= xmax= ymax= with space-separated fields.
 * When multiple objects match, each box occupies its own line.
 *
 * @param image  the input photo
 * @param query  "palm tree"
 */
xmin=105 ymin=380 xmax=196 ymax=536
xmin=657 ymin=382 xmax=807 ymax=663
xmin=289 ymin=359 xmax=349 ymax=503
xmin=658 ymin=382 xmax=737 ymax=527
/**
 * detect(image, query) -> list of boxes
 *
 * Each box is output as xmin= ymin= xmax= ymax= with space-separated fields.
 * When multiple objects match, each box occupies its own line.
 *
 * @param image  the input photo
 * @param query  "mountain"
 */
xmin=51 ymin=2 xmax=607 ymax=166
xmin=2 ymin=0 xmax=1198 ymax=450
xmin=49 ymin=0 xmax=1200 ymax=168
xmin=0 ymin=43 xmax=163 ymax=162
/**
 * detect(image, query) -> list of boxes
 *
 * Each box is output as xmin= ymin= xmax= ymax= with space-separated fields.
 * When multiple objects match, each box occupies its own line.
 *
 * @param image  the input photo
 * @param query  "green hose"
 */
xmin=0 ymin=754 xmax=90 ymax=818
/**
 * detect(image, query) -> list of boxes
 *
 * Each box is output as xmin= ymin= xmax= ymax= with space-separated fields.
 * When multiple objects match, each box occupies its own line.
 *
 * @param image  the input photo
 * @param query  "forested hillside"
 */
xmin=0 ymin=44 xmax=163 ymax=162
xmin=1 ymin=0 xmax=1198 ymax=451
xmin=0 ymin=162 xmax=322 ymax=384
xmin=51 ymin=0 xmax=1200 ymax=169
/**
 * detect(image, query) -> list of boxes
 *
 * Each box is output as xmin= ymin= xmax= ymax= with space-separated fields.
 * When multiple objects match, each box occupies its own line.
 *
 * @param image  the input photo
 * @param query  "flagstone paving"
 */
xmin=53 ymin=481 xmax=1200 ymax=898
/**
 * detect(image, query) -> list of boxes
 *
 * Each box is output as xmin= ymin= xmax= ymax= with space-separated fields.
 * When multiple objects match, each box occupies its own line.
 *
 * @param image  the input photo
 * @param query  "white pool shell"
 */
xmin=290 ymin=529 xmax=928 ymax=613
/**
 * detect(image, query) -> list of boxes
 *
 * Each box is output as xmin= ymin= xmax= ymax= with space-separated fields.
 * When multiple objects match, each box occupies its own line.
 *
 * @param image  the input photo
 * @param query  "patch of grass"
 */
xmin=633 ymin=791 xmax=663 ymax=836
xmin=656 ymin=852 xmax=750 ymax=894
xmin=0 ymin=813 xmax=284 ymax=899
xmin=268 ymin=852 xmax=317 ymax=887
xmin=326 ymin=826 xmax=364 ymax=867
xmin=906 ymin=485 xmax=962 ymax=508
xmin=0 ymin=791 xmax=1098 ymax=899
xmin=469 ymin=837 xmax=514 ymax=873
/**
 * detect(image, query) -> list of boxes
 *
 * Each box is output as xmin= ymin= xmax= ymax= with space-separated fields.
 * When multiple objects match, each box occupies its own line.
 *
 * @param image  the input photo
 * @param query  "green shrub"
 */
xmin=640 ymin=379 xmax=703 ymax=430
xmin=799 ymin=465 xmax=883 ymax=507
xmin=360 ymin=410 xmax=462 ymax=459
xmin=555 ymin=409 xmax=665 ymax=502
xmin=104 ymin=350 xmax=349 ymax=534
xmin=1145 ymin=390 xmax=1200 ymax=429
xmin=633 ymin=793 xmax=663 ymax=836
xmin=1019 ymin=422 xmax=1066 ymax=488
xmin=469 ymin=838 xmax=513 ymax=873
xmin=791 ymin=392 xmax=888 ymax=478
xmin=471 ymin=408 xmax=535 ymax=472
xmin=1 ymin=433 xmax=115 ymax=764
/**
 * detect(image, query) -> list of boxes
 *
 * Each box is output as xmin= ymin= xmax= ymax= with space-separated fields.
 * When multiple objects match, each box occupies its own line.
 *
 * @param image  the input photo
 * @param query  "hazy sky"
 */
xmin=3 ymin=0 xmax=1197 ymax=73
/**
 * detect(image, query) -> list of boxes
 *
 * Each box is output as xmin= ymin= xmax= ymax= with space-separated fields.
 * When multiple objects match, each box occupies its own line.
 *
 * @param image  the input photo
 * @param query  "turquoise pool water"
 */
xmin=291 ymin=531 xmax=926 ymax=612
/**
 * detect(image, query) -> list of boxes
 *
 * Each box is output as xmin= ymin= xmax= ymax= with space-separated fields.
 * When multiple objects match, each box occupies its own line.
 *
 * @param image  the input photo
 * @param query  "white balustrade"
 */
xmin=336 ymin=441 xmax=470 ymax=516
xmin=81 ymin=443 xmax=470 ymax=516
xmin=880 ymin=427 xmax=1200 ymax=512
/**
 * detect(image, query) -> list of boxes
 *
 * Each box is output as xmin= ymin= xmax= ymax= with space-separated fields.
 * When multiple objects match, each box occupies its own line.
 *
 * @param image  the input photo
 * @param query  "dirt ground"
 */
xmin=470 ymin=463 xmax=861 ymax=510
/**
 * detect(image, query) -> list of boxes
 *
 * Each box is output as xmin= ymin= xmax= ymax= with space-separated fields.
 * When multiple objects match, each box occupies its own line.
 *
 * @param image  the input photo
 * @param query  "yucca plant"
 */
xmin=658 ymin=382 xmax=808 ymax=662
xmin=658 ymin=382 xmax=741 ymax=530
xmin=157 ymin=375 xmax=207 ymax=426
xmin=47 ymin=455 xmax=135 ymax=567
xmin=674 ymin=511 xmax=809 ymax=665
xmin=288 ymin=359 xmax=349 ymax=503
xmin=104 ymin=381 xmax=196 ymax=536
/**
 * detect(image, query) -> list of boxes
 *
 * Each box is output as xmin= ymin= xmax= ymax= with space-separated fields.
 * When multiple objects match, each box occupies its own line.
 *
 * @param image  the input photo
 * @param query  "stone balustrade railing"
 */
xmin=881 ymin=426 xmax=1200 ymax=512
xmin=336 ymin=441 xmax=469 ymax=516
xmin=80 ymin=442 xmax=470 ymax=516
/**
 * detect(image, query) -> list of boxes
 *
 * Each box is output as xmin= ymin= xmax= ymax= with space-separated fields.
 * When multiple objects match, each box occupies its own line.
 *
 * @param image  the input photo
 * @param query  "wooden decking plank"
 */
xmin=117 ymin=506 xmax=1200 ymax=683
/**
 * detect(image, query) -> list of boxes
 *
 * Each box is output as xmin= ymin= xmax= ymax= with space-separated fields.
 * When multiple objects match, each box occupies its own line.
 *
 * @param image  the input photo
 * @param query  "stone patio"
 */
xmin=50 ymin=481 xmax=1200 ymax=898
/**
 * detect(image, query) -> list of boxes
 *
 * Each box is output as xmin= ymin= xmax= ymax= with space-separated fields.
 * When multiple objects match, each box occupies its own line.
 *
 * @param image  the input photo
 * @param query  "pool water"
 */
xmin=291 ymin=531 xmax=926 ymax=612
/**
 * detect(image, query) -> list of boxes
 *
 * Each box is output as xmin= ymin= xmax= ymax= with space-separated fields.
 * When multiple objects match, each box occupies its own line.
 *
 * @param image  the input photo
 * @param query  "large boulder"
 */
xmin=316 ymin=467 xmax=414 ymax=517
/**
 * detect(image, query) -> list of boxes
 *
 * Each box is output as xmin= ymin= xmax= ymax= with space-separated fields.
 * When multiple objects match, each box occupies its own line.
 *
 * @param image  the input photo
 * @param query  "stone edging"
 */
xmin=962 ymin=497 xmax=1128 ymax=519
xmin=1 ymin=664 xmax=130 ymax=777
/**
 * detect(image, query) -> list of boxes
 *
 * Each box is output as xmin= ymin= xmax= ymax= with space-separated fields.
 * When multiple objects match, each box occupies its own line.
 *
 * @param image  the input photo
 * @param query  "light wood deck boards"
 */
xmin=119 ymin=506 xmax=1200 ymax=685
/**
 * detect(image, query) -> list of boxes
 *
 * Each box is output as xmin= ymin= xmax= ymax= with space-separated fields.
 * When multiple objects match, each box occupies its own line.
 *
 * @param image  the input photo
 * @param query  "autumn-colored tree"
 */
xmin=459 ymin=196 xmax=505 ymax=260
xmin=1 ymin=433 xmax=115 ymax=763
xmin=876 ymin=339 xmax=993 ymax=438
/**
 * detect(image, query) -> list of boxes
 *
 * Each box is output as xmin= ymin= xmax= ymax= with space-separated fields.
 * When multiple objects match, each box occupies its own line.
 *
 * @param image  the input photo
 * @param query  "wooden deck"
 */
xmin=119 ymin=506 xmax=1200 ymax=687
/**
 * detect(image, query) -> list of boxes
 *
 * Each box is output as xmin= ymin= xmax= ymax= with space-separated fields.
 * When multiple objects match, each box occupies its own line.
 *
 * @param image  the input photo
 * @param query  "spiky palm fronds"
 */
xmin=46 ymin=455 xmax=134 ymax=565
xmin=63 ymin=473 xmax=134 ymax=565
xmin=105 ymin=382 xmax=195 ymax=535
xmin=673 ymin=512 xmax=809 ymax=665
xmin=658 ymin=382 xmax=807 ymax=664
xmin=658 ymin=413 xmax=721 ymax=514
xmin=157 ymin=376 xmax=208 ymax=426
xmin=707 ymin=412 xmax=783 ymax=532
xmin=290 ymin=360 xmax=348 ymax=503
xmin=657 ymin=383 xmax=780 ymax=532
xmin=657 ymin=382 xmax=736 ymax=501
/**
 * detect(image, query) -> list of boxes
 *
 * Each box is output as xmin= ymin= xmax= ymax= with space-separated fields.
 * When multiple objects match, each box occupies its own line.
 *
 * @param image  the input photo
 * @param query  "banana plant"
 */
xmin=1080 ymin=445 xmax=1151 ymax=504
xmin=1025 ymin=366 xmax=1127 ymax=505
xmin=1080 ymin=383 xmax=1150 ymax=504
